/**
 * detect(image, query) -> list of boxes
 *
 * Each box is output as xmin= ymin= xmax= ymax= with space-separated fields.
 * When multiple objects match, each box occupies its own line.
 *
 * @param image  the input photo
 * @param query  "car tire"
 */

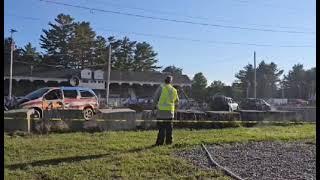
xmin=31 ymin=108 xmax=42 ymax=119
xmin=83 ymin=107 xmax=94 ymax=120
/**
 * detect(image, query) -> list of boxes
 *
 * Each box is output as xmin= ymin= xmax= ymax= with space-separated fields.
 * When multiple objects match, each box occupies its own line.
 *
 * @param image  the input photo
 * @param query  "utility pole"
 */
xmin=9 ymin=29 xmax=17 ymax=100
xmin=105 ymin=44 xmax=111 ymax=107
xmin=281 ymin=81 xmax=285 ymax=98
xmin=246 ymin=81 xmax=250 ymax=98
xmin=253 ymin=51 xmax=257 ymax=99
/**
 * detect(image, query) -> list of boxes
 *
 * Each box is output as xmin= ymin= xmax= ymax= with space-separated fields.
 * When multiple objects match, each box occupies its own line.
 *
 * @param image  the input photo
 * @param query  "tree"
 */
xmin=305 ymin=67 xmax=316 ymax=99
xmin=40 ymin=14 xmax=76 ymax=67
xmin=68 ymin=21 xmax=96 ymax=68
xmin=205 ymin=81 xmax=235 ymax=102
xmin=235 ymin=61 xmax=283 ymax=98
xmin=283 ymin=64 xmax=315 ymax=99
xmin=20 ymin=42 xmax=41 ymax=63
xmin=4 ymin=37 xmax=23 ymax=67
xmin=106 ymin=36 xmax=121 ymax=69
xmin=133 ymin=42 xmax=160 ymax=71
xmin=231 ymin=81 xmax=244 ymax=100
xmin=206 ymin=80 xmax=226 ymax=99
xmin=162 ymin=65 xmax=183 ymax=75
xmin=235 ymin=64 xmax=254 ymax=98
xmin=256 ymin=61 xmax=283 ymax=98
xmin=40 ymin=14 xmax=161 ymax=71
xmin=191 ymin=72 xmax=207 ymax=102
xmin=94 ymin=36 xmax=108 ymax=65
xmin=113 ymin=37 xmax=136 ymax=71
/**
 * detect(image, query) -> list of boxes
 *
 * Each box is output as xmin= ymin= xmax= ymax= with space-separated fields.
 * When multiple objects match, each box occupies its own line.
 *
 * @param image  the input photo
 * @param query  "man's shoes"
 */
xmin=165 ymin=142 xmax=173 ymax=145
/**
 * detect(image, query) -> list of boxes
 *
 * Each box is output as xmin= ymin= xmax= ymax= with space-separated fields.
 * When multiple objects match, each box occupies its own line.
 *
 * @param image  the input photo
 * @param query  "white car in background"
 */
xmin=225 ymin=97 xmax=239 ymax=111
xmin=210 ymin=95 xmax=239 ymax=112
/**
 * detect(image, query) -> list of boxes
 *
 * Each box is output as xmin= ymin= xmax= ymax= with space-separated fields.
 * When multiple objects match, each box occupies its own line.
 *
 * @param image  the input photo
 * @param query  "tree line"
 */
xmin=191 ymin=61 xmax=316 ymax=101
xmin=4 ymin=14 xmax=163 ymax=71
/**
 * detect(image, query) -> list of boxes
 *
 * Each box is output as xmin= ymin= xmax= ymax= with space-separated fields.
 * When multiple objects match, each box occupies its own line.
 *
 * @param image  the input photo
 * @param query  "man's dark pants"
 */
xmin=156 ymin=118 xmax=173 ymax=145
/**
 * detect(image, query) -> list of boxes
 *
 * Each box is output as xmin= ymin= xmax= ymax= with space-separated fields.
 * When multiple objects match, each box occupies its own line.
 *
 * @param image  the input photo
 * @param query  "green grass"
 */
xmin=4 ymin=124 xmax=315 ymax=179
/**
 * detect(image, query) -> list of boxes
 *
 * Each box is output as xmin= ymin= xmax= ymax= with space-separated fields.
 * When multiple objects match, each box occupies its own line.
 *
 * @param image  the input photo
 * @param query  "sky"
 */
xmin=4 ymin=0 xmax=316 ymax=85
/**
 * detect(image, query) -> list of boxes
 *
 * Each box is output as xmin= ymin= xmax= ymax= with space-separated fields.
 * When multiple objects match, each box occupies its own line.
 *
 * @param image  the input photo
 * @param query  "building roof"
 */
xmin=4 ymin=62 xmax=192 ymax=85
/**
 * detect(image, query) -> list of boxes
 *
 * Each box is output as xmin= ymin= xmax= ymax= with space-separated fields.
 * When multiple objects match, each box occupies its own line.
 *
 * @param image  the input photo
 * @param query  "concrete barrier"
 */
xmin=4 ymin=109 xmax=34 ymax=132
xmin=43 ymin=109 xmax=83 ymax=120
xmin=206 ymin=111 xmax=241 ymax=121
xmin=139 ymin=110 xmax=157 ymax=130
xmin=275 ymin=107 xmax=316 ymax=122
xmin=238 ymin=110 xmax=266 ymax=121
xmin=239 ymin=110 xmax=300 ymax=122
xmin=4 ymin=107 xmax=315 ymax=132
xmin=96 ymin=108 xmax=136 ymax=131
xmin=264 ymin=111 xmax=299 ymax=121
xmin=175 ymin=110 xmax=207 ymax=120
xmin=5 ymin=108 xmax=136 ymax=132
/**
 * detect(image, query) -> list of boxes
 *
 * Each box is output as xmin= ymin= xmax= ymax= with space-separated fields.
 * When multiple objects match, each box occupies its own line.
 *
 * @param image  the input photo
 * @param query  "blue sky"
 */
xmin=4 ymin=0 xmax=316 ymax=85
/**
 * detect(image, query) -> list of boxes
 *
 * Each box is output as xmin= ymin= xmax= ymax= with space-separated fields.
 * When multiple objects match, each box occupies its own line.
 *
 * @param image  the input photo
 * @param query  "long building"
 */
xmin=4 ymin=62 xmax=192 ymax=106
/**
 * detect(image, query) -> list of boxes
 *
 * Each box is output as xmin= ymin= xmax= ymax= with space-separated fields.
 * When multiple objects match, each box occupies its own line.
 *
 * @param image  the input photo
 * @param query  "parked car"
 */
xmin=18 ymin=87 xmax=99 ymax=120
xmin=209 ymin=95 xmax=239 ymax=111
xmin=239 ymin=98 xmax=271 ymax=111
xmin=288 ymin=99 xmax=308 ymax=107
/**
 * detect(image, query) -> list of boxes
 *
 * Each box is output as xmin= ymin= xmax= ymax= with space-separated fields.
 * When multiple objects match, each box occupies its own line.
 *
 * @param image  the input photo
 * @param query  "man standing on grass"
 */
xmin=153 ymin=75 xmax=179 ymax=145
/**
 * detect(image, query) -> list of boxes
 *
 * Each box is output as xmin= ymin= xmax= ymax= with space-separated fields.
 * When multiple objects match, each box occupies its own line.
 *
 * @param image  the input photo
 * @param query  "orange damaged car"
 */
xmin=18 ymin=87 xmax=99 ymax=120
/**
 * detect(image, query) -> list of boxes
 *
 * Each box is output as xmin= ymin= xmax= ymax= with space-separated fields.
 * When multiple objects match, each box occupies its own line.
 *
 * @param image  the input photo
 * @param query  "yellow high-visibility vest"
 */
xmin=157 ymin=84 xmax=179 ymax=112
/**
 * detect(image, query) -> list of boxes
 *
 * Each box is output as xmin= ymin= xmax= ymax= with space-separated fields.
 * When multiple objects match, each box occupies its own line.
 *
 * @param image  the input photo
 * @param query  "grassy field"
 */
xmin=4 ymin=124 xmax=316 ymax=179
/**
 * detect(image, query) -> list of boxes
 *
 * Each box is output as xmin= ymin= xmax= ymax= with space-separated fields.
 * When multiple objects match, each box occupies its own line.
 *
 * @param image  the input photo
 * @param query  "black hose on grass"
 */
xmin=201 ymin=143 xmax=244 ymax=180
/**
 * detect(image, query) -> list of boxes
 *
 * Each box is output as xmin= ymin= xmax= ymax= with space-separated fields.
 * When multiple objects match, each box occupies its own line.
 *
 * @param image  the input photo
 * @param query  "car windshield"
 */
xmin=24 ymin=88 xmax=50 ymax=100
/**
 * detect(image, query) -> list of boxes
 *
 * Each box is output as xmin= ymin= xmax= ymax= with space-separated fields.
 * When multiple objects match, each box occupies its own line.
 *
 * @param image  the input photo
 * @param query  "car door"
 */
xmin=62 ymin=89 xmax=79 ymax=110
xmin=42 ymin=89 xmax=64 ymax=110
xmin=79 ymin=90 xmax=98 ymax=110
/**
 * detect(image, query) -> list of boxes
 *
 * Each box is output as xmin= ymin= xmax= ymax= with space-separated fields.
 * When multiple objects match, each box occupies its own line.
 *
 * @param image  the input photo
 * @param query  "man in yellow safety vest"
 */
xmin=152 ymin=75 xmax=179 ymax=145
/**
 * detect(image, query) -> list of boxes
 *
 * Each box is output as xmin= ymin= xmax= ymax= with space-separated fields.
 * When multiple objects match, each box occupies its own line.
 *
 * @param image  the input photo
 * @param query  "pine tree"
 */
xmin=191 ymin=72 xmax=208 ymax=102
xmin=113 ymin=37 xmax=136 ymax=71
xmin=69 ymin=21 xmax=96 ymax=68
xmin=133 ymin=42 xmax=160 ymax=71
xmin=21 ymin=42 xmax=41 ymax=63
xmin=40 ymin=14 xmax=76 ymax=67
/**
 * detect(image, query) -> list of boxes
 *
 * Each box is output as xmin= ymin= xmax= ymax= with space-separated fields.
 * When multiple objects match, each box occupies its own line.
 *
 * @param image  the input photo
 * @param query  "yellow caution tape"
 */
xmin=4 ymin=116 xmax=315 ymax=124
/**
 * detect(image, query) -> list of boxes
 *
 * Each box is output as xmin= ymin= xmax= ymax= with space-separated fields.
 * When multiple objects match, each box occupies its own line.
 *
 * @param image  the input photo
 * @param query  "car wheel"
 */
xmin=83 ymin=107 xmax=94 ymax=120
xmin=31 ymin=108 xmax=41 ymax=119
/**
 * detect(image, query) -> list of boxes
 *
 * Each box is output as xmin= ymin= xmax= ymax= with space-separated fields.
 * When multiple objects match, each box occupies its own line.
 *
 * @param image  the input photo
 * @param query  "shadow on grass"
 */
xmin=123 ymin=144 xmax=157 ymax=153
xmin=6 ymin=153 xmax=112 ymax=170
xmin=6 ymin=145 xmax=158 ymax=171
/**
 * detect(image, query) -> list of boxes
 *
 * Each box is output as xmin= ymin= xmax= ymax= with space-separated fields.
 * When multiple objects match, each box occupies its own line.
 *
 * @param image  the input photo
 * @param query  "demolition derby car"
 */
xmin=4 ymin=87 xmax=99 ymax=120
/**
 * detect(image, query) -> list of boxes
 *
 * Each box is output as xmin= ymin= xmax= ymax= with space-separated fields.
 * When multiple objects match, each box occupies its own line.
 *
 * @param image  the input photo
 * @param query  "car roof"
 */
xmin=44 ymin=86 xmax=94 ymax=91
xmin=60 ymin=86 xmax=93 ymax=91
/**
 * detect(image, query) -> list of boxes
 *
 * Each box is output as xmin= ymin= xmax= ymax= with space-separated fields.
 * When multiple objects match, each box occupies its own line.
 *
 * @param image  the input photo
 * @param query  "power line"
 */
xmin=39 ymin=0 xmax=315 ymax=35
xmin=5 ymin=13 xmax=42 ymax=21
xmin=7 ymin=0 xmax=314 ymax=31
xmin=76 ymin=0 xmax=314 ymax=31
xmin=5 ymin=10 xmax=314 ymax=33
xmin=96 ymin=27 xmax=314 ymax=48
xmin=3 ymin=14 xmax=314 ymax=48
xmin=78 ymin=0 xmax=208 ymax=20
xmin=227 ymin=0 xmax=312 ymax=14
